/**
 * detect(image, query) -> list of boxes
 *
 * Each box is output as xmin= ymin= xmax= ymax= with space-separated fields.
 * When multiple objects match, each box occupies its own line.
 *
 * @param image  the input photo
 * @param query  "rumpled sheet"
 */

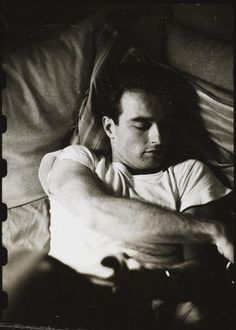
xmin=2 ymin=197 xmax=50 ymax=253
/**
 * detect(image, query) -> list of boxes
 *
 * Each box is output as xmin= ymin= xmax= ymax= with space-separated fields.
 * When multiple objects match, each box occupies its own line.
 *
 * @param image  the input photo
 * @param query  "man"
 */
xmin=39 ymin=62 xmax=233 ymax=329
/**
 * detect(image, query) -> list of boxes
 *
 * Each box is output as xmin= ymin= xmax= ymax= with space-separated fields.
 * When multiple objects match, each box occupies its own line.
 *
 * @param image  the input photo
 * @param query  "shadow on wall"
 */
xmin=1 ymin=2 xmax=233 ymax=55
xmin=0 ymin=0 xmax=105 ymax=54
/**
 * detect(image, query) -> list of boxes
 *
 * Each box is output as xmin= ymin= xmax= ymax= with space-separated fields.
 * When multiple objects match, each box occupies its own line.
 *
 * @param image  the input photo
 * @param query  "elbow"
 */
xmin=49 ymin=174 xmax=98 ymax=231
xmin=48 ymin=167 xmax=64 ymax=196
xmin=47 ymin=158 xmax=74 ymax=196
xmin=46 ymin=159 xmax=104 ymax=231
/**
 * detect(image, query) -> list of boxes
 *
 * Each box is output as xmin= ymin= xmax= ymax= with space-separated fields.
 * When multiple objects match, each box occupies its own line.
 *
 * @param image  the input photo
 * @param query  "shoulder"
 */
xmin=173 ymin=159 xmax=207 ymax=174
xmin=39 ymin=145 xmax=104 ymax=194
xmin=58 ymin=145 xmax=97 ymax=162
xmin=169 ymin=159 xmax=208 ymax=186
xmin=171 ymin=158 xmax=228 ymax=190
xmin=170 ymin=159 xmax=231 ymax=211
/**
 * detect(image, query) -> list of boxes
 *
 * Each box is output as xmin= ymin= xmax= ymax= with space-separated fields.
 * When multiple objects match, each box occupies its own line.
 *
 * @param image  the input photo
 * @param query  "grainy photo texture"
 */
xmin=1 ymin=1 xmax=235 ymax=330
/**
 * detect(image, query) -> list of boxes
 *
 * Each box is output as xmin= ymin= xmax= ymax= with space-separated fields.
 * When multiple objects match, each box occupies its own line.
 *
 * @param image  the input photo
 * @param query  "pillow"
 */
xmin=75 ymin=25 xmax=131 ymax=153
xmin=194 ymin=87 xmax=233 ymax=154
xmin=165 ymin=23 xmax=233 ymax=187
xmin=193 ymin=82 xmax=233 ymax=187
xmin=166 ymin=23 xmax=233 ymax=92
xmin=3 ymin=14 xmax=103 ymax=208
xmin=2 ymin=198 xmax=50 ymax=253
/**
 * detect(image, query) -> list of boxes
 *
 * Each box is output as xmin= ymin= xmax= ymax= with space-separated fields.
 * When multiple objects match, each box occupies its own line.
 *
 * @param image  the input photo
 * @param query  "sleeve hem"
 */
xmin=180 ymin=187 xmax=232 ymax=212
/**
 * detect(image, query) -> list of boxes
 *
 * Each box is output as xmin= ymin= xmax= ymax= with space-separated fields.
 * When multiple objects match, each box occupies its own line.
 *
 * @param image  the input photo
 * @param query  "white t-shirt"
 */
xmin=39 ymin=145 xmax=231 ymax=279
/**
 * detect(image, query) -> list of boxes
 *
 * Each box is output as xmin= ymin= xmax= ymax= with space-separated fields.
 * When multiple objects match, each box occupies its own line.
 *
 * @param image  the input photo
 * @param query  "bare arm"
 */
xmin=48 ymin=158 xmax=233 ymax=262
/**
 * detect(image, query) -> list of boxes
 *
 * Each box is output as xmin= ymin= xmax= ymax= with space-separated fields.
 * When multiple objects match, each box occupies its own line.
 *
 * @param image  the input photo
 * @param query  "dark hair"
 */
xmin=98 ymin=61 xmax=231 ymax=187
xmin=99 ymin=61 xmax=191 ymax=123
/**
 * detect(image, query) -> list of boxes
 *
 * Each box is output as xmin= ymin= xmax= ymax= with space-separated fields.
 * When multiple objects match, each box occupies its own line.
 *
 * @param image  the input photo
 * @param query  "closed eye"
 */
xmin=133 ymin=123 xmax=151 ymax=130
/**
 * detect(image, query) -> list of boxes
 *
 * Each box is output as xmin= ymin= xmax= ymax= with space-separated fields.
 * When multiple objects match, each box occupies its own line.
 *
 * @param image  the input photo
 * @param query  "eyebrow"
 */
xmin=128 ymin=117 xmax=153 ymax=123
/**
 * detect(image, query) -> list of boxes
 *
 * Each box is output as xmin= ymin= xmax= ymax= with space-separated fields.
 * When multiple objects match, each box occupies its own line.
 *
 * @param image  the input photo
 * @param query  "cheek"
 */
xmin=115 ymin=127 xmax=146 ymax=154
xmin=128 ymin=133 xmax=147 ymax=149
xmin=121 ymin=133 xmax=140 ymax=147
xmin=124 ymin=138 xmax=145 ymax=158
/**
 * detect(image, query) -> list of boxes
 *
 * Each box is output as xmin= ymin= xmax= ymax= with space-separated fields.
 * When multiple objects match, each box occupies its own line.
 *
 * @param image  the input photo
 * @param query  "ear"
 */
xmin=102 ymin=116 xmax=116 ymax=139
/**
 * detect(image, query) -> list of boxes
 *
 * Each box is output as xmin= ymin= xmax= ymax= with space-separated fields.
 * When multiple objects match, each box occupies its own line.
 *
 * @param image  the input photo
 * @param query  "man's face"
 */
xmin=103 ymin=90 xmax=166 ymax=172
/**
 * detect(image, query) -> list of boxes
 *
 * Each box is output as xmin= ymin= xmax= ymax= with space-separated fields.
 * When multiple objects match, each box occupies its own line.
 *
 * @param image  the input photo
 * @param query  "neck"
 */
xmin=111 ymin=149 xmax=163 ymax=175
xmin=125 ymin=165 xmax=163 ymax=175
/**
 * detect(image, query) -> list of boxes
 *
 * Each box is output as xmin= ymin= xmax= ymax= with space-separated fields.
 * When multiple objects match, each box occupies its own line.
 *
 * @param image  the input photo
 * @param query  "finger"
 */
xmin=126 ymin=258 xmax=141 ymax=270
xmin=94 ymin=263 xmax=115 ymax=279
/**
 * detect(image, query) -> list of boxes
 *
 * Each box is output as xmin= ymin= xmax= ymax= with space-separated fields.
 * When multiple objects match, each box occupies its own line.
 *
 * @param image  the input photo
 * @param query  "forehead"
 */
xmin=119 ymin=90 xmax=163 ymax=121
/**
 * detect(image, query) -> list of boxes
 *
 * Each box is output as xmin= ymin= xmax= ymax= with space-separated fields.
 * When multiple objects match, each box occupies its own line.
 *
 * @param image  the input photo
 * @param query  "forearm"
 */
xmin=89 ymin=195 xmax=218 ymax=245
xmin=51 ymin=164 xmax=220 ymax=248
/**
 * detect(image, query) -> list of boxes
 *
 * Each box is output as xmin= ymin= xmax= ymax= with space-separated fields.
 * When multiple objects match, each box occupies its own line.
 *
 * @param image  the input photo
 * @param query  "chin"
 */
xmin=143 ymin=159 xmax=164 ymax=171
xmin=136 ymin=161 xmax=162 ymax=172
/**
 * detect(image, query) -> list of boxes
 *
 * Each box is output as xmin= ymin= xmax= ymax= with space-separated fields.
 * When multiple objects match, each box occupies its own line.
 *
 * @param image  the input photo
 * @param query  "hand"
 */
xmin=101 ymin=253 xmax=141 ymax=277
xmin=101 ymin=254 xmax=166 ymax=298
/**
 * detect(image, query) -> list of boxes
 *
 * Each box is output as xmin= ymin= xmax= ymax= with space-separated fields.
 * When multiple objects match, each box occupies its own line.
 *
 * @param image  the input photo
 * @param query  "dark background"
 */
xmin=0 ymin=1 xmax=234 ymax=328
xmin=0 ymin=1 xmax=233 ymax=55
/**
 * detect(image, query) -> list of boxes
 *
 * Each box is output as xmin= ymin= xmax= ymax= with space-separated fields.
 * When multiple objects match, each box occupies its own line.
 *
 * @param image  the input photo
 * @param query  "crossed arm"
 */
xmin=48 ymin=158 xmax=234 ymax=263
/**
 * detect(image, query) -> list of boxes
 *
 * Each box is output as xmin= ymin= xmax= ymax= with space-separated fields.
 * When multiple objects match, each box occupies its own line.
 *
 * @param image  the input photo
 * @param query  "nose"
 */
xmin=148 ymin=123 xmax=161 ymax=144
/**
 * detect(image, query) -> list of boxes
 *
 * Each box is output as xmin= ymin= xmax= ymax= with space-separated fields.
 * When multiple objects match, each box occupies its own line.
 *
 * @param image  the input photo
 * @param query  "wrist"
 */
xmin=211 ymin=221 xmax=224 ymax=245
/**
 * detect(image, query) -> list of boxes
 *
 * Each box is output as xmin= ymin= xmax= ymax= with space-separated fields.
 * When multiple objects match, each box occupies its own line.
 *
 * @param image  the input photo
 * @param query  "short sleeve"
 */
xmin=174 ymin=159 xmax=232 ymax=212
xmin=38 ymin=145 xmax=97 ymax=196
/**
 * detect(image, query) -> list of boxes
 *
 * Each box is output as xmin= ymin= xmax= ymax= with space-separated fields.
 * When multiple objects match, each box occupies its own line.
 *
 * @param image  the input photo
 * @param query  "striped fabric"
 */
xmin=77 ymin=89 xmax=109 ymax=152
xmin=195 ymin=87 xmax=234 ymax=186
xmin=197 ymin=89 xmax=233 ymax=154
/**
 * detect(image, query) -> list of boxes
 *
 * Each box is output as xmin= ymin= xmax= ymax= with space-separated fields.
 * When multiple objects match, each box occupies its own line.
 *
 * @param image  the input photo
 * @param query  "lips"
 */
xmin=145 ymin=149 xmax=159 ymax=153
xmin=144 ymin=147 xmax=165 ymax=158
xmin=144 ymin=150 xmax=160 ymax=158
xmin=145 ymin=147 xmax=163 ymax=153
